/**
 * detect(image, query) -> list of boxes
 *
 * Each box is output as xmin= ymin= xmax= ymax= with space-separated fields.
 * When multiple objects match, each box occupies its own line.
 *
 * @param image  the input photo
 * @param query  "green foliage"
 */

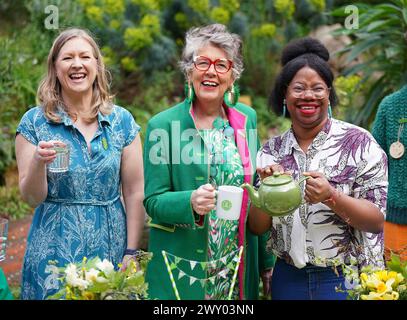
xmin=0 ymin=186 xmax=32 ymax=221
xmin=333 ymin=75 xmax=363 ymax=121
xmin=332 ymin=0 xmax=407 ymax=128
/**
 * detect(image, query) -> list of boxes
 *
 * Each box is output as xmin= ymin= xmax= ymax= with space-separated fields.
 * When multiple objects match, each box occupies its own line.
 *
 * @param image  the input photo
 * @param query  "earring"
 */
xmin=184 ymin=81 xmax=195 ymax=103
xmin=328 ymin=103 xmax=332 ymax=119
xmin=282 ymin=99 xmax=287 ymax=118
xmin=224 ymin=84 xmax=240 ymax=107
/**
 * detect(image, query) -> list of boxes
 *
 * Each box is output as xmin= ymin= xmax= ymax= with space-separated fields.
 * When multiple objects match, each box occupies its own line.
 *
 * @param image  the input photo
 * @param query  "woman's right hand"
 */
xmin=191 ymin=183 xmax=216 ymax=215
xmin=34 ymin=141 xmax=58 ymax=165
xmin=256 ymin=164 xmax=286 ymax=181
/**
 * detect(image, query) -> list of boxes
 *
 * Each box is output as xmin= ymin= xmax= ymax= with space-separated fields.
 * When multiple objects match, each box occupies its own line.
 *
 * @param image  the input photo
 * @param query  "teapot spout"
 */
xmin=241 ymin=183 xmax=261 ymax=208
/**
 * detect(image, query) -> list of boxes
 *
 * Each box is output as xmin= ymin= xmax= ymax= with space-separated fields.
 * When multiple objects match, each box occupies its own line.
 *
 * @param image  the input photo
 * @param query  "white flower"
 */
xmin=85 ymin=268 xmax=109 ymax=283
xmin=65 ymin=264 xmax=89 ymax=290
xmin=96 ymin=259 xmax=114 ymax=275
xmin=85 ymin=268 xmax=100 ymax=283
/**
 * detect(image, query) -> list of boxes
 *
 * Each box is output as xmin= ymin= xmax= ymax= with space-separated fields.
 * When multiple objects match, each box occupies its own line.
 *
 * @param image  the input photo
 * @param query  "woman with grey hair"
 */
xmin=143 ymin=24 xmax=275 ymax=299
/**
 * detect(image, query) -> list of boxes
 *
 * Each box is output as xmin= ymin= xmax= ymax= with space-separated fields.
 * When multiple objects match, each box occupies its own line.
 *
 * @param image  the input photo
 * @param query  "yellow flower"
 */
xmin=140 ymin=14 xmax=160 ymax=37
xmin=82 ymin=291 xmax=95 ymax=300
xmin=220 ymin=0 xmax=239 ymax=13
xmin=251 ymin=24 xmax=277 ymax=38
xmin=132 ymin=0 xmax=159 ymax=11
xmin=124 ymin=27 xmax=153 ymax=51
xmin=274 ymin=0 xmax=295 ymax=19
xmin=187 ymin=0 xmax=210 ymax=13
xmin=121 ymin=57 xmax=137 ymax=72
xmin=308 ymin=0 xmax=325 ymax=11
xmin=376 ymin=281 xmax=387 ymax=294
xmin=210 ymin=7 xmax=230 ymax=25
xmin=86 ymin=6 xmax=104 ymax=24
xmin=102 ymin=0 xmax=125 ymax=16
xmin=109 ymin=19 xmax=121 ymax=30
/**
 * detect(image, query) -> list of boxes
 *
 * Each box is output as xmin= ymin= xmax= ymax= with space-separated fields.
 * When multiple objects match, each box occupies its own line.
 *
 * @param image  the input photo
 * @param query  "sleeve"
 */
xmin=122 ymin=108 xmax=141 ymax=147
xmin=16 ymin=109 xmax=38 ymax=146
xmin=371 ymin=98 xmax=388 ymax=152
xmin=353 ymin=134 xmax=388 ymax=216
xmin=143 ymin=119 xmax=198 ymax=227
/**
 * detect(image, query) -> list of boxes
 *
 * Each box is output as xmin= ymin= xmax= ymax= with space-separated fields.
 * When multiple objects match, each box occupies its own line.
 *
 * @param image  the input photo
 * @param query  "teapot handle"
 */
xmin=298 ymin=176 xmax=310 ymax=185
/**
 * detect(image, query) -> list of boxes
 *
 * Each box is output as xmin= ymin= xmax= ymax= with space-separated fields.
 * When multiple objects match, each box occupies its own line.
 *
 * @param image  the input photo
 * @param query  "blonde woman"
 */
xmin=15 ymin=28 xmax=145 ymax=299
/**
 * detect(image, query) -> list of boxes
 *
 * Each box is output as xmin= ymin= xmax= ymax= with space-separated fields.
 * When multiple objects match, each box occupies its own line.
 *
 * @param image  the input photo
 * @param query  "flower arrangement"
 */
xmin=339 ymin=253 xmax=407 ymax=300
xmin=48 ymin=252 xmax=152 ymax=300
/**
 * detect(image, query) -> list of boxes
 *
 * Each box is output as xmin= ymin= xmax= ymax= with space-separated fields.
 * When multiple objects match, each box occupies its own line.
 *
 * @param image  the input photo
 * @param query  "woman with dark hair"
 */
xmin=15 ymin=28 xmax=145 ymax=299
xmin=249 ymin=37 xmax=388 ymax=300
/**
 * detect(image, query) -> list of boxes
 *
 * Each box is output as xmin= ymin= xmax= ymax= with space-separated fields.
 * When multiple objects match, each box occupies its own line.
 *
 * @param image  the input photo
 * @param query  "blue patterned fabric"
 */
xmin=16 ymin=105 xmax=140 ymax=300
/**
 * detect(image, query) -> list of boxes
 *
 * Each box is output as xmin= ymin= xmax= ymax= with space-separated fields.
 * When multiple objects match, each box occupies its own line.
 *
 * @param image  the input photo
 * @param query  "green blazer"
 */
xmin=0 ymin=268 xmax=13 ymax=300
xmin=143 ymin=100 xmax=275 ymax=300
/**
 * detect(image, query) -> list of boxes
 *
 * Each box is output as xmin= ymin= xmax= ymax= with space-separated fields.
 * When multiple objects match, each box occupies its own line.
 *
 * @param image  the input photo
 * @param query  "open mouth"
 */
xmin=69 ymin=73 xmax=87 ymax=81
xmin=296 ymin=104 xmax=319 ymax=115
xmin=201 ymin=80 xmax=219 ymax=87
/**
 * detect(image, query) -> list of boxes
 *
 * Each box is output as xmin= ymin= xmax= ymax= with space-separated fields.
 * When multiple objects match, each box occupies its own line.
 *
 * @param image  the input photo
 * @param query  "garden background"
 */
xmin=0 ymin=0 xmax=406 ymax=298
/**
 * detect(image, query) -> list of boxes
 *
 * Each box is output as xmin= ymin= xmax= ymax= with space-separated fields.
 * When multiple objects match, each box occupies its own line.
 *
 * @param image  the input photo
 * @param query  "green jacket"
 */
xmin=0 ymin=268 xmax=13 ymax=300
xmin=143 ymin=100 xmax=275 ymax=300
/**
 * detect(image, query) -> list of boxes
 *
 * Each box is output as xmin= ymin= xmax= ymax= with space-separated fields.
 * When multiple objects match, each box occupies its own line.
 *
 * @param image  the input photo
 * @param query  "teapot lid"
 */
xmin=262 ymin=172 xmax=293 ymax=186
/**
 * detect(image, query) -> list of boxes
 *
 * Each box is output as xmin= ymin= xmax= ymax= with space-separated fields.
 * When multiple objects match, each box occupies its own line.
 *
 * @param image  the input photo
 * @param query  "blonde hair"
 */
xmin=37 ymin=28 xmax=113 ymax=123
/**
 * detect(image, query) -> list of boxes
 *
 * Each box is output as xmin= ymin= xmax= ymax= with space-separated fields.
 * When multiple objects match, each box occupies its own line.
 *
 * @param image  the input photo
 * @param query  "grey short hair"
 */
xmin=179 ymin=24 xmax=244 ymax=80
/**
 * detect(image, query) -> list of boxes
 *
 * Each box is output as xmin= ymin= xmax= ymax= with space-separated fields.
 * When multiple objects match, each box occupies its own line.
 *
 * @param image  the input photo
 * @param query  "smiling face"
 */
xmin=188 ymin=45 xmax=234 ymax=107
xmin=285 ymin=66 xmax=330 ymax=129
xmin=55 ymin=37 xmax=98 ymax=97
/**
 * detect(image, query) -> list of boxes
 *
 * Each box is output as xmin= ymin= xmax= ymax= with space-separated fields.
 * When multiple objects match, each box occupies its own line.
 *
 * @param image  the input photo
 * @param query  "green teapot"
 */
xmin=241 ymin=172 xmax=309 ymax=217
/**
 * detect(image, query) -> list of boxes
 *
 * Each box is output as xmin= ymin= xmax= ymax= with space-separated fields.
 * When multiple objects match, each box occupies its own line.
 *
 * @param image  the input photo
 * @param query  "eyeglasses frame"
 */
xmin=193 ymin=55 xmax=233 ymax=74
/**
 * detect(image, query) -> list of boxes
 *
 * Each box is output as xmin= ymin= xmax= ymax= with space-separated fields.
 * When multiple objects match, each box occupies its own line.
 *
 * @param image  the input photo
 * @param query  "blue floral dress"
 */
xmin=16 ymin=106 xmax=140 ymax=300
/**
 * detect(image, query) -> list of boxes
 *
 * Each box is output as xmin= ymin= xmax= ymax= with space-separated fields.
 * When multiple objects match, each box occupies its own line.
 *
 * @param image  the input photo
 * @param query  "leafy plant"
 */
xmin=0 ymin=186 xmax=32 ymax=221
xmin=48 ymin=254 xmax=152 ymax=300
xmin=331 ymin=0 xmax=407 ymax=128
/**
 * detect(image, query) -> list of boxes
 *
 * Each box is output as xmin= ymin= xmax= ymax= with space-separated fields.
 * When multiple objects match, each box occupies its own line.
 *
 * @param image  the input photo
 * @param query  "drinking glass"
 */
xmin=0 ymin=218 xmax=8 ymax=262
xmin=47 ymin=141 xmax=70 ymax=173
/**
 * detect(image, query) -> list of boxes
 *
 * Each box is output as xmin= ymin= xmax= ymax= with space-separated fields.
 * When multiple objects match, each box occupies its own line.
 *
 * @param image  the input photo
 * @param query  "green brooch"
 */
xmin=102 ymin=138 xmax=108 ymax=150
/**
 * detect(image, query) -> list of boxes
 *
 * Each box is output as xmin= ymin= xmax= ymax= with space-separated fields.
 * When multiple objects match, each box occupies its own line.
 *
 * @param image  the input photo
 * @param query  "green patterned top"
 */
xmin=200 ymin=124 xmax=244 ymax=300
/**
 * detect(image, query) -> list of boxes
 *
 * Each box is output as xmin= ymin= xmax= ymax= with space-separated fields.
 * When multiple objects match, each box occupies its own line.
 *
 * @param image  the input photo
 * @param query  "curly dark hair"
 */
xmin=269 ymin=37 xmax=339 ymax=117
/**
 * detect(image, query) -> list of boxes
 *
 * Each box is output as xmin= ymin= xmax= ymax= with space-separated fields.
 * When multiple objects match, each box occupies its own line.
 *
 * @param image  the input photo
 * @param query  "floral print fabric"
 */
xmin=16 ymin=106 xmax=140 ymax=299
xmin=257 ymin=119 xmax=388 ymax=269
xmin=200 ymin=126 xmax=244 ymax=300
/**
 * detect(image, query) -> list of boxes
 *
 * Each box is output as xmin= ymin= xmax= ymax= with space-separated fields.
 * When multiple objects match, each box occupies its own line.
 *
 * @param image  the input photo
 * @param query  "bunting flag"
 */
xmin=190 ymin=260 xmax=197 ymax=270
xmin=178 ymin=270 xmax=185 ymax=280
xmin=199 ymin=279 xmax=206 ymax=288
xmin=189 ymin=276 xmax=197 ymax=286
xmin=162 ymin=246 xmax=243 ymax=300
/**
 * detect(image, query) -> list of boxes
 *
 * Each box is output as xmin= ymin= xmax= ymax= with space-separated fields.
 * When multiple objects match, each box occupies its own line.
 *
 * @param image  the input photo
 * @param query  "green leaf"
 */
xmin=345 ymin=37 xmax=381 ymax=63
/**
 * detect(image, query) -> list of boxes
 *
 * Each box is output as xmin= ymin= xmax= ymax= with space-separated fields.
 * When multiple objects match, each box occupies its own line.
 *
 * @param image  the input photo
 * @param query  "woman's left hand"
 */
xmin=120 ymin=255 xmax=140 ymax=272
xmin=303 ymin=171 xmax=333 ymax=204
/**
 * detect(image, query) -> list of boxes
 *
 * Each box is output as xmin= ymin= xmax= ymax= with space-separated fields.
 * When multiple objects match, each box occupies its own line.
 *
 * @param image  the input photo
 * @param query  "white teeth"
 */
xmin=300 ymin=106 xmax=315 ymax=110
xmin=202 ymin=81 xmax=218 ymax=87
xmin=70 ymin=73 xmax=86 ymax=80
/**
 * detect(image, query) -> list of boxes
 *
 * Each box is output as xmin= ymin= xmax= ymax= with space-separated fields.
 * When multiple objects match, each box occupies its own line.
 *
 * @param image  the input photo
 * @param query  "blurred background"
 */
xmin=0 ymin=0 xmax=406 ymax=296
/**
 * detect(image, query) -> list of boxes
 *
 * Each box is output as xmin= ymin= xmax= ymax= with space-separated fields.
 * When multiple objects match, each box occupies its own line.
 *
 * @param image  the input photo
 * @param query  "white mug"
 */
xmin=216 ymin=186 xmax=243 ymax=220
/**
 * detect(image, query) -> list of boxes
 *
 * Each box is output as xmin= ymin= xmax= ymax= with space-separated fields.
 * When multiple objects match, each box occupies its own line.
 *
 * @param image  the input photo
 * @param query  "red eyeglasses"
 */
xmin=193 ymin=56 xmax=233 ymax=74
